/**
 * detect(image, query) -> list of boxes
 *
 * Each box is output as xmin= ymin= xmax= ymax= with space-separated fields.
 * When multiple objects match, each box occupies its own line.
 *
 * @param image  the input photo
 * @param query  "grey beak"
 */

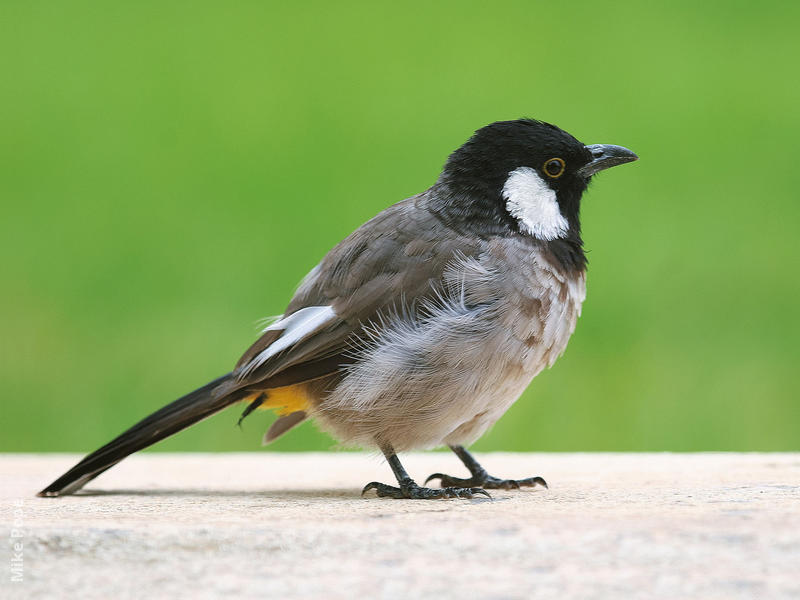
xmin=577 ymin=144 xmax=638 ymax=177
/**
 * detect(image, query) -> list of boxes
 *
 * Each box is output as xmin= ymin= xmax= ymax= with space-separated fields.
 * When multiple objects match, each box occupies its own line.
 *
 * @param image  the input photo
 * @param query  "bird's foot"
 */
xmin=361 ymin=477 xmax=491 ymax=500
xmin=425 ymin=469 xmax=547 ymax=490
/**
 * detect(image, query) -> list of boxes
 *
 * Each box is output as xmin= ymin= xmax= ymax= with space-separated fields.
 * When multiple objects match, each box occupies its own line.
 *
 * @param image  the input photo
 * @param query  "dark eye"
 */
xmin=543 ymin=158 xmax=566 ymax=178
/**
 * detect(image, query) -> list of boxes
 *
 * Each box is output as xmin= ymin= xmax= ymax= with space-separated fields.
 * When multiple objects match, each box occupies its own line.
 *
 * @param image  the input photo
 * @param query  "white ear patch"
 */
xmin=502 ymin=167 xmax=569 ymax=240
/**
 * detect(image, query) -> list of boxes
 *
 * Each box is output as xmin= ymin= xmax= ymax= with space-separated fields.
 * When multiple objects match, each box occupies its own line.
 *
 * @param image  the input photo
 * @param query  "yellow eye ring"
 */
xmin=543 ymin=157 xmax=566 ymax=178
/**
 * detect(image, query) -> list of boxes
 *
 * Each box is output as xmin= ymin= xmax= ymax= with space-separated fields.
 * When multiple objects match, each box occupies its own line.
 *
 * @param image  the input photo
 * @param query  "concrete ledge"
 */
xmin=2 ymin=452 xmax=799 ymax=599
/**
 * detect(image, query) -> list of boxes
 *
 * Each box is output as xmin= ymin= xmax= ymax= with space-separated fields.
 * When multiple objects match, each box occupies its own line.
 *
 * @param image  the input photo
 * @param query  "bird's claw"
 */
xmin=425 ymin=472 xmax=547 ymax=490
xmin=362 ymin=480 xmax=491 ymax=500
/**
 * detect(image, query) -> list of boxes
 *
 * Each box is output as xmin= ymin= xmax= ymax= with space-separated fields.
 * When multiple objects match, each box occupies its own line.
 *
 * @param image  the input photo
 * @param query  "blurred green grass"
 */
xmin=1 ymin=1 xmax=797 ymax=453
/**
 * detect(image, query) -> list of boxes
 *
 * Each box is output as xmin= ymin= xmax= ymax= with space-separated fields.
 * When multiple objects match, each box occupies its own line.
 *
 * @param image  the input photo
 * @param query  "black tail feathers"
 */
xmin=37 ymin=373 xmax=242 ymax=497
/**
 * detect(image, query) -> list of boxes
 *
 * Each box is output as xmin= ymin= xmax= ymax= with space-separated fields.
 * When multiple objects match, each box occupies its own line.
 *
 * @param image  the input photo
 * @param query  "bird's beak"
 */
xmin=577 ymin=144 xmax=638 ymax=177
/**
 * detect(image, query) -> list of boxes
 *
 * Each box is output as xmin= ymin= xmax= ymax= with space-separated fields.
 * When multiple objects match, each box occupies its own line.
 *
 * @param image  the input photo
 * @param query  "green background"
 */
xmin=2 ymin=1 xmax=798 ymax=453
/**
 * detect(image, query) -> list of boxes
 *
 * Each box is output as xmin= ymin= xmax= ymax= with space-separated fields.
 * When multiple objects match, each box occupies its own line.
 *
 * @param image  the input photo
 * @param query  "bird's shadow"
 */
xmin=71 ymin=488 xmax=359 ymax=500
xmin=66 ymin=488 xmax=500 ymax=504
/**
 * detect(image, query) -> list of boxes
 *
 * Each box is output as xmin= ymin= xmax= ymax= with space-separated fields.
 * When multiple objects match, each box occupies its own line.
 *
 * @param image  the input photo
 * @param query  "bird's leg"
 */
xmin=425 ymin=445 xmax=548 ymax=490
xmin=361 ymin=443 xmax=491 ymax=500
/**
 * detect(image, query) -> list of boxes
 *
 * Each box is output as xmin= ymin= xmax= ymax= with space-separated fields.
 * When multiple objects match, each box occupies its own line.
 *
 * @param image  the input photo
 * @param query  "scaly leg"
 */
xmin=425 ymin=445 xmax=548 ymax=490
xmin=362 ymin=444 xmax=491 ymax=500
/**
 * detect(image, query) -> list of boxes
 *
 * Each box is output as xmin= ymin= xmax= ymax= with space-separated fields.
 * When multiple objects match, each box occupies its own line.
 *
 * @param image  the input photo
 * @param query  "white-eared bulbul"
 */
xmin=39 ymin=119 xmax=637 ymax=499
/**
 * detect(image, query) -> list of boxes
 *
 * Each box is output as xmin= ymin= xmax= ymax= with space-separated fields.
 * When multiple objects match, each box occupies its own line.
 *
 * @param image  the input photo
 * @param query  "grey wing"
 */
xmin=228 ymin=193 xmax=483 ymax=393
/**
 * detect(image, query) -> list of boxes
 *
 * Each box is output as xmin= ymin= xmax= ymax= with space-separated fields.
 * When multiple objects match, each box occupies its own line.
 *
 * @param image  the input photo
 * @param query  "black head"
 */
xmin=435 ymin=119 xmax=637 ymax=250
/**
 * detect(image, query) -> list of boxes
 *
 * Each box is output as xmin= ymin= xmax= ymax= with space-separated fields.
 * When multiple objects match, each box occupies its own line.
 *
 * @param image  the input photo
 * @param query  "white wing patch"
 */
xmin=238 ymin=305 xmax=337 ymax=379
xmin=502 ymin=166 xmax=569 ymax=241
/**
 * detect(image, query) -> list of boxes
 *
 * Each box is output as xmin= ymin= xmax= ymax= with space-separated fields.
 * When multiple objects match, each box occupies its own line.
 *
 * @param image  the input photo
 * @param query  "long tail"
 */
xmin=37 ymin=373 xmax=242 ymax=497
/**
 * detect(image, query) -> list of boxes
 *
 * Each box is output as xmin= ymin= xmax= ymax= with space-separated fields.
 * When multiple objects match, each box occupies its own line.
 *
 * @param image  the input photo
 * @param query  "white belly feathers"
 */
xmin=313 ymin=247 xmax=586 ymax=451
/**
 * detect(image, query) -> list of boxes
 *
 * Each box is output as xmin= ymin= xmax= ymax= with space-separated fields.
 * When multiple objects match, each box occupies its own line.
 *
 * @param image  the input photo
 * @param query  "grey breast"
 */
xmin=311 ymin=227 xmax=586 ymax=453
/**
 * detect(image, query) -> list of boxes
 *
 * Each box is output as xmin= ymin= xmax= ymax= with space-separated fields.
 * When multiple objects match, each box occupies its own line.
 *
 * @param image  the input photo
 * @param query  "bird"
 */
xmin=38 ymin=118 xmax=637 ymax=500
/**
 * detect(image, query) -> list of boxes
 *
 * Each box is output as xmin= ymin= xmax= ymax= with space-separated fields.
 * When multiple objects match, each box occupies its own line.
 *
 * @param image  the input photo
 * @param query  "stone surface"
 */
xmin=1 ymin=452 xmax=799 ymax=599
